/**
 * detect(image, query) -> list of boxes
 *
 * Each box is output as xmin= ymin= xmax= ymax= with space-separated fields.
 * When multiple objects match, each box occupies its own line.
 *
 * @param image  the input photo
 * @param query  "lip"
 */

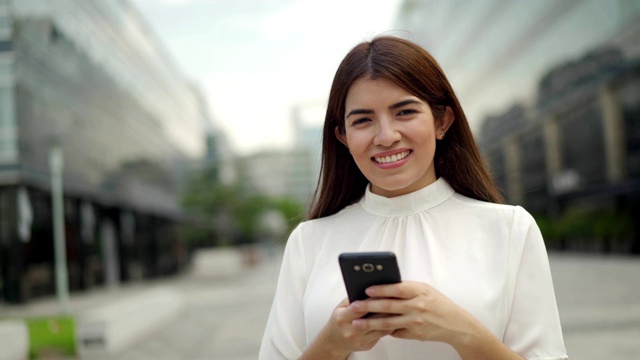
xmin=372 ymin=149 xmax=410 ymax=158
xmin=371 ymin=149 xmax=412 ymax=169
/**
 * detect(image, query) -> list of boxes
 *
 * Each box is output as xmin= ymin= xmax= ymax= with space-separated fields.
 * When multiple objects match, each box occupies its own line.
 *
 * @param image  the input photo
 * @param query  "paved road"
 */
xmin=93 ymin=250 xmax=283 ymax=360
xmin=550 ymin=253 xmax=640 ymax=359
xmin=107 ymin=251 xmax=640 ymax=360
xmin=4 ymin=250 xmax=640 ymax=359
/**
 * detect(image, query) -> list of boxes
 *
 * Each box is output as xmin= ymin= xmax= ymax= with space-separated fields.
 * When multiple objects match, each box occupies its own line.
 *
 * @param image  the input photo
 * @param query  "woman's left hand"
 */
xmin=349 ymin=281 xmax=483 ymax=346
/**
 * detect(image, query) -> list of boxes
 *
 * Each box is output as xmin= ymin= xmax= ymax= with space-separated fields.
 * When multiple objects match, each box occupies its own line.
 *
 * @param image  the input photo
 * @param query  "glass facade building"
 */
xmin=0 ymin=0 xmax=208 ymax=302
xmin=394 ymin=0 xmax=640 ymax=133
xmin=395 ymin=0 xmax=640 ymax=253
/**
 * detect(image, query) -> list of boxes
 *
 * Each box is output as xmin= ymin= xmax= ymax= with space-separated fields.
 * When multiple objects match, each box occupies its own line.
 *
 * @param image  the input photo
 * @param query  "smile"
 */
xmin=373 ymin=150 xmax=411 ymax=164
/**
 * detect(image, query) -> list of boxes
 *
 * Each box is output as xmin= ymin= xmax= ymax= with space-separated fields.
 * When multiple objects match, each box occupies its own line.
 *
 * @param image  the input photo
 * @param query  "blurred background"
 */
xmin=0 ymin=0 xmax=639 ymax=359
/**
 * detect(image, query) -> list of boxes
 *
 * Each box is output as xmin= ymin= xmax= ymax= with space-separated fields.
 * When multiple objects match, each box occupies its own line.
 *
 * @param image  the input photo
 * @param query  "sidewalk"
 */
xmin=0 ymin=247 xmax=254 ymax=360
xmin=549 ymin=253 xmax=640 ymax=359
xmin=2 ymin=250 xmax=639 ymax=360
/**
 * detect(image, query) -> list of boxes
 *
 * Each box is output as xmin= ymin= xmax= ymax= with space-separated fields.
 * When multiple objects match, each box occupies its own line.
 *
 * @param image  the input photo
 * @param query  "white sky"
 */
xmin=131 ymin=0 xmax=405 ymax=155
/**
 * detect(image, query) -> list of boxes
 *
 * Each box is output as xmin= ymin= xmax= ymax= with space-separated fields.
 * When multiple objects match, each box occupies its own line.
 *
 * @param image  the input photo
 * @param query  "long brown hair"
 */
xmin=308 ymin=36 xmax=503 ymax=220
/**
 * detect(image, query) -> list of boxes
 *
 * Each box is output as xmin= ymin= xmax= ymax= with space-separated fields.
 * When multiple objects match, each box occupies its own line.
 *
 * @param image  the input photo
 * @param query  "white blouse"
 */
xmin=259 ymin=178 xmax=568 ymax=360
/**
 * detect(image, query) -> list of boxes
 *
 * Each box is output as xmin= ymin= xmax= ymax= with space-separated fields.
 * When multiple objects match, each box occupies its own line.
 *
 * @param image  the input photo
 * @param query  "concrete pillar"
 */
xmin=70 ymin=199 xmax=89 ymax=291
xmin=600 ymin=86 xmax=627 ymax=183
xmin=542 ymin=116 xmax=564 ymax=217
xmin=100 ymin=218 xmax=120 ymax=288
xmin=504 ymin=135 xmax=523 ymax=205
xmin=543 ymin=116 xmax=563 ymax=178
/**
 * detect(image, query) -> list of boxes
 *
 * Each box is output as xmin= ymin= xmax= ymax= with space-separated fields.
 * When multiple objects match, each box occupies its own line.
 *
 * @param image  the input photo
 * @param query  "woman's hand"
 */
xmin=304 ymin=284 xmax=523 ymax=360
xmin=300 ymin=298 xmax=392 ymax=360
xmin=349 ymin=281 xmax=485 ymax=349
xmin=348 ymin=281 xmax=526 ymax=359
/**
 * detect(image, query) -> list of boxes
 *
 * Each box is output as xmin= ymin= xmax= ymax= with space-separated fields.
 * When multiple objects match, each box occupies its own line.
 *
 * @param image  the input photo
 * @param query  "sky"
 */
xmin=131 ymin=0 xmax=405 ymax=155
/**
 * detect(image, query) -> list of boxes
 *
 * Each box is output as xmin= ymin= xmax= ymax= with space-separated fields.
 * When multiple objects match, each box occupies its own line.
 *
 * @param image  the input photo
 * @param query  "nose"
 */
xmin=374 ymin=119 xmax=401 ymax=147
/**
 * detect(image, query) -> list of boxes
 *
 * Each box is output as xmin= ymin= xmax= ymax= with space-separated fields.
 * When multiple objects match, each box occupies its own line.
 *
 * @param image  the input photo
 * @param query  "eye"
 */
xmin=397 ymin=109 xmax=417 ymax=116
xmin=351 ymin=117 xmax=371 ymax=126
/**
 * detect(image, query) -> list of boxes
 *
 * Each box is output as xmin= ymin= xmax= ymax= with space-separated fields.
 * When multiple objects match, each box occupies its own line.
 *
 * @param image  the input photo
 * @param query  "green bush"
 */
xmin=27 ymin=316 xmax=77 ymax=359
xmin=181 ymin=172 xmax=305 ymax=247
xmin=534 ymin=208 xmax=636 ymax=252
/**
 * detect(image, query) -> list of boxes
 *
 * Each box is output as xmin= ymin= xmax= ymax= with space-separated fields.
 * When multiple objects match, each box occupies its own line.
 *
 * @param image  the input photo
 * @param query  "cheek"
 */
xmin=345 ymin=134 xmax=367 ymax=154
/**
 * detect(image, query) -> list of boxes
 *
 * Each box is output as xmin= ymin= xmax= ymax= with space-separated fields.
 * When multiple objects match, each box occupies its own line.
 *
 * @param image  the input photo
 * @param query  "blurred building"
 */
xmin=0 ymin=0 xmax=211 ymax=303
xmin=191 ymin=84 xmax=237 ymax=186
xmin=291 ymin=101 xmax=324 ymax=198
xmin=481 ymin=47 xmax=640 ymax=252
xmin=239 ymin=101 xmax=324 ymax=209
xmin=395 ymin=0 xmax=640 ymax=133
xmin=396 ymin=0 xmax=640 ymax=253
xmin=240 ymin=149 xmax=316 ymax=208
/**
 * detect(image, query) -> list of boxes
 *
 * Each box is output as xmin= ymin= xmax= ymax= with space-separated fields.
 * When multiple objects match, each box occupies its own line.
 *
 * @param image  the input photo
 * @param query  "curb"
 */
xmin=77 ymin=286 xmax=185 ymax=356
xmin=0 ymin=320 xmax=28 ymax=360
xmin=0 ymin=247 xmax=252 ymax=359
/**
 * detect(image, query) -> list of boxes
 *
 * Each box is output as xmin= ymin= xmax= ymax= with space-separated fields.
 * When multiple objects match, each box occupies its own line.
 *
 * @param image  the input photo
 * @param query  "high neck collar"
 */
xmin=361 ymin=178 xmax=455 ymax=216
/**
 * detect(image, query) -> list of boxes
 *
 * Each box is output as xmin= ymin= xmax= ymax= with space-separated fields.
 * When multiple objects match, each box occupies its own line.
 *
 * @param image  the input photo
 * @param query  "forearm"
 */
xmin=298 ymin=327 xmax=350 ymax=360
xmin=452 ymin=325 xmax=525 ymax=360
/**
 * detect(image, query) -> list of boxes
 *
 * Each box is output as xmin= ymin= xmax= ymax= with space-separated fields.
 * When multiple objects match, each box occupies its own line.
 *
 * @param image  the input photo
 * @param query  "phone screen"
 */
xmin=339 ymin=251 xmax=401 ymax=303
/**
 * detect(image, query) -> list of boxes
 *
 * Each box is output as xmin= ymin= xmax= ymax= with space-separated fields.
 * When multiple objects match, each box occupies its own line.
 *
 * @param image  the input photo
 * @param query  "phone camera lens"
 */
xmin=363 ymin=263 xmax=374 ymax=272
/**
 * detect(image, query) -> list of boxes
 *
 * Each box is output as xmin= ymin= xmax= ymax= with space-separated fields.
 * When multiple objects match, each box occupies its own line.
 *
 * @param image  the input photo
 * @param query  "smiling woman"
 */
xmin=335 ymin=77 xmax=451 ymax=198
xmin=311 ymin=35 xmax=503 ymax=219
xmin=259 ymin=36 xmax=568 ymax=360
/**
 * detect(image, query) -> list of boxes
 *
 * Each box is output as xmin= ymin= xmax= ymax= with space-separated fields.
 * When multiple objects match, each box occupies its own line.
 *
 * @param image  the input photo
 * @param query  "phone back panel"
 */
xmin=339 ymin=252 xmax=401 ymax=303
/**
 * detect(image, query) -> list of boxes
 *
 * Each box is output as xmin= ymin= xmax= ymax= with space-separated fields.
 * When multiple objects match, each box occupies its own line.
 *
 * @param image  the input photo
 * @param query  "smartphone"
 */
xmin=339 ymin=251 xmax=402 ymax=303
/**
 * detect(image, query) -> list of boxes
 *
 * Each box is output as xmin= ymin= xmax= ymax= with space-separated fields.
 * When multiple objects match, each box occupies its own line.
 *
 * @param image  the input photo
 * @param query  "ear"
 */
xmin=335 ymin=126 xmax=348 ymax=148
xmin=436 ymin=106 xmax=455 ymax=138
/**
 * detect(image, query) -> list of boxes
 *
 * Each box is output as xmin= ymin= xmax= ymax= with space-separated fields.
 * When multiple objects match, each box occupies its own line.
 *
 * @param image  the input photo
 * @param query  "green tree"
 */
xmin=181 ymin=170 xmax=304 ymax=247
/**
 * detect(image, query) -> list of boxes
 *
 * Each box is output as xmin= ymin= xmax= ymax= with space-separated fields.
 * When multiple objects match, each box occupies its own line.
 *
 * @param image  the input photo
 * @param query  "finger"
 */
xmin=365 ymin=281 xmax=414 ymax=299
xmin=352 ymin=314 xmax=412 ymax=331
xmin=365 ymin=282 xmax=411 ymax=299
xmin=338 ymin=300 xmax=368 ymax=321
xmin=355 ymin=328 xmax=393 ymax=344
xmin=336 ymin=297 xmax=350 ymax=308
xmin=347 ymin=330 xmax=392 ymax=351
xmin=352 ymin=298 xmax=405 ymax=315
xmin=364 ymin=329 xmax=394 ymax=339
xmin=390 ymin=328 xmax=413 ymax=339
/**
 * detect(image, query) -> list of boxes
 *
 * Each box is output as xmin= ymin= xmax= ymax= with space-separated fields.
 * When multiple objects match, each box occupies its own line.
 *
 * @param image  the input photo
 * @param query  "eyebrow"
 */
xmin=346 ymin=99 xmax=422 ymax=118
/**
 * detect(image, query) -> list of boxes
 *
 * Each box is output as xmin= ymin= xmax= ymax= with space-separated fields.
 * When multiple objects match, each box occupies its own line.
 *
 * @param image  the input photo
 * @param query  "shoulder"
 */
xmin=446 ymin=193 xmax=535 ymax=223
xmin=287 ymin=201 xmax=368 ymax=247
xmin=299 ymin=201 xmax=367 ymax=231
xmin=443 ymin=193 xmax=541 ymax=244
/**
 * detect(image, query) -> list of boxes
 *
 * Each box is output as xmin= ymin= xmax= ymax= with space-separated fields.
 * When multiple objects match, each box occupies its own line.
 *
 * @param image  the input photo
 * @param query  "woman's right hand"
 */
xmin=300 ymin=298 xmax=392 ymax=360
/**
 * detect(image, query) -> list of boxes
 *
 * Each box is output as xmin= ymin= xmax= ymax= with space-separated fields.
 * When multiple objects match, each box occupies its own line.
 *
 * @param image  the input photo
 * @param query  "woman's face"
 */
xmin=337 ymin=77 xmax=451 ymax=198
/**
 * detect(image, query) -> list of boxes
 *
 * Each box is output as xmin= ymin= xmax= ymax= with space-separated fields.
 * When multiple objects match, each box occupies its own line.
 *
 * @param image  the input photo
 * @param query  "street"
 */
xmin=88 ymin=249 xmax=283 ymax=360
xmin=3 ymin=249 xmax=639 ymax=359
xmin=111 ymin=250 xmax=640 ymax=360
xmin=550 ymin=253 xmax=640 ymax=359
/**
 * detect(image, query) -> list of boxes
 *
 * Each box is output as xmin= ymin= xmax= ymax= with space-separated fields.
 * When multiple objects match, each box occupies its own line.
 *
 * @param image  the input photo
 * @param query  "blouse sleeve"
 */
xmin=503 ymin=207 xmax=568 ymax=359
xmin=259 ymin=224 xmax=308 ymax=360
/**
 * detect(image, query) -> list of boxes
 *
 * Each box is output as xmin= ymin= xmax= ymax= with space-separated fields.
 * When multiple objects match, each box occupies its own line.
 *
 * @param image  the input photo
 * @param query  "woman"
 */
xmin=259 ymin=36 xmax=568 ymax=360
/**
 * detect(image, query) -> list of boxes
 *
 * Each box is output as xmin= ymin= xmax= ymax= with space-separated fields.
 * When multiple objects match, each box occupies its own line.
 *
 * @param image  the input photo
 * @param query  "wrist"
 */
xmin=300 ymin=326 xmax=350 ymax=360
xmin=449 ymin=322 xmax=494 ymax=359
xmin=450 ymin=324 xmax=523 ymax=360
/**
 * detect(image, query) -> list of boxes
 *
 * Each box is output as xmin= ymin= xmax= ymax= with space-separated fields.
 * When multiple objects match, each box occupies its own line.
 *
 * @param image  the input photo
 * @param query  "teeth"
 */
xmin=374 ymin=150 xmax=410 ymax=164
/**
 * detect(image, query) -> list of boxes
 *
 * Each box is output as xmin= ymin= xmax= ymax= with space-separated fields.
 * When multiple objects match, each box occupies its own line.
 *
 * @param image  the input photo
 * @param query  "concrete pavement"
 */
xmin=0 ymin=248 xmax=261 ymax=359
xmin=2 ymin=249 xmax=640 ymax=359
xmin=550 ymin=253 xmax=640 ymax=359
xmin=97 ymin=248 xmax=281 ymax=360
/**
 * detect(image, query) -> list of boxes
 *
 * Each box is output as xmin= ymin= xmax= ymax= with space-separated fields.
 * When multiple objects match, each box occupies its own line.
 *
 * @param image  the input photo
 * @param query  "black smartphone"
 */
xmin=339 ymin=251 xmax=402 ymax=303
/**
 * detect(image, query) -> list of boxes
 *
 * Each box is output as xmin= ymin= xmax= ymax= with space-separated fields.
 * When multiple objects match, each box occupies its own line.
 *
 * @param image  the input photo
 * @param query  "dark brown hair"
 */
xmin=308 ymin=36 xmax=503 ymax=220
